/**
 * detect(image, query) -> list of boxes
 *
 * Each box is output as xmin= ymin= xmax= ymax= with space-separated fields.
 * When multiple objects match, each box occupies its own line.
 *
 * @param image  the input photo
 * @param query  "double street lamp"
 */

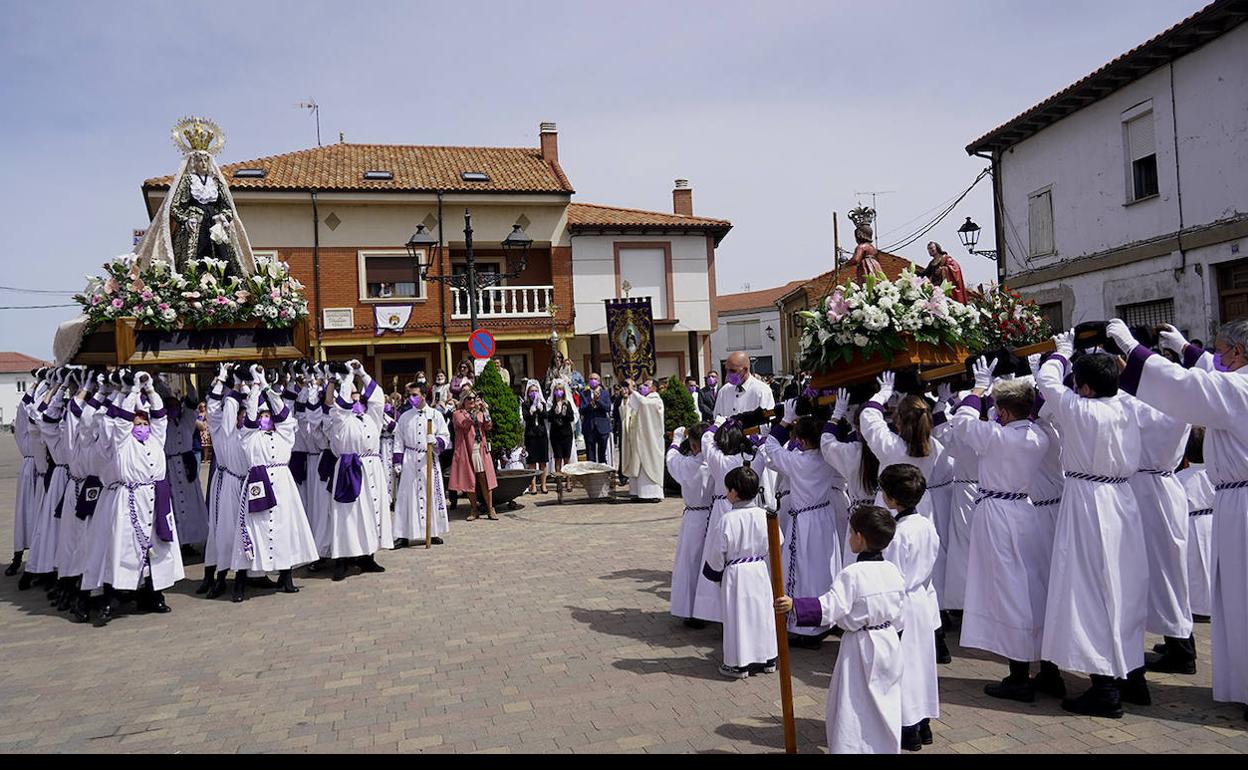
xmin=406 ymin=209 xmax=533 ymax=332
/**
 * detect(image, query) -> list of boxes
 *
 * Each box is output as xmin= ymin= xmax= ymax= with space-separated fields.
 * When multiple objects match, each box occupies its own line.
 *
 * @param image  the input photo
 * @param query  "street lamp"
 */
xmin=956 ymin=217 xmax=999 ymax=260
xmin=410 ymin=211 xmax=532 ymax=332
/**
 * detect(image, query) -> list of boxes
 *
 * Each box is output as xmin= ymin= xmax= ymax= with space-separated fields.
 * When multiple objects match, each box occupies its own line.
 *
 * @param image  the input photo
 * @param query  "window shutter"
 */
xmin=1127 ymin=114 xmax=1155 ymax=162
xmin=1029 ymin=190 xmax=1054 ymax=256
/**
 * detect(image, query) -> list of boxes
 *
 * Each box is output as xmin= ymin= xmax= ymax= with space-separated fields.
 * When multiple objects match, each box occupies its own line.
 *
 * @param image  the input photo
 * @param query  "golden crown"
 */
xmin=171 ymin=116 xmax=225 ymax=156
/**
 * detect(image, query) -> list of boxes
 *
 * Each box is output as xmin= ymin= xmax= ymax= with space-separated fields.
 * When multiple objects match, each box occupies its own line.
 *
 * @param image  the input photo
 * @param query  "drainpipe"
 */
xmin=1169 ymin=62 xmax=1188 ymax=276
xmin=310 ymin=191 xmax=323 ymax=359
xmin=974 ymin=149 xmax=1006 ymax=284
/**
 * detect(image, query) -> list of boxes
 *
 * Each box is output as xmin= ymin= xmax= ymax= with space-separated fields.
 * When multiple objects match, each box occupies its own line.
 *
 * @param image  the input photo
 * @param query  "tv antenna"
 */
xmin=854 ymin=189 xmax=895 ymax=241
xmin=297 ymin=99 xmax=321 ymax=146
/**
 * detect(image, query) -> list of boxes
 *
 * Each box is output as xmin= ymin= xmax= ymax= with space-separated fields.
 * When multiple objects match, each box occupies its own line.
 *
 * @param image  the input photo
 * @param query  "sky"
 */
xmin=0 ymin=0 xmax=1211 ymax=359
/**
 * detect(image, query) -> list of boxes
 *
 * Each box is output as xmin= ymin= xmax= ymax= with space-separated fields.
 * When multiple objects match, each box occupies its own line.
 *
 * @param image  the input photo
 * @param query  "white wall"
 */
xmin=570 ymin=234 xmax=713 ymax=334
xmin=709 ymin=308 xmax=784 ymax=375
xmin=0 ymin=373 xmax=32 ymax=428
xmin=997 ymin=24 xmax=1248 ymax=275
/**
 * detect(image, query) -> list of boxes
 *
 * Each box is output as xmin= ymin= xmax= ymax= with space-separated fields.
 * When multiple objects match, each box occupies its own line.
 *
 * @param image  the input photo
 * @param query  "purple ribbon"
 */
xmin=289 ymin=450 xmax=308 ymax=485
xmin=317 ymin=449 xmax=337 ymax=483
xmin=246 ymin=466 xmax=278 ymax=513
xmin=153 ymin=478 xmax=173 ymax=540
xmin=333 ymin=454 xmax=365 ymax=504
xmin=75 ymin=475 xmax=102 ymax=519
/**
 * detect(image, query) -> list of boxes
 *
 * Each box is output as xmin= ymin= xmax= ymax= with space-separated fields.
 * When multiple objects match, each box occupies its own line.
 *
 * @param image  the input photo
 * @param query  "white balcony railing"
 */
xmin=450 ymin=285 xmax=554 ymax=319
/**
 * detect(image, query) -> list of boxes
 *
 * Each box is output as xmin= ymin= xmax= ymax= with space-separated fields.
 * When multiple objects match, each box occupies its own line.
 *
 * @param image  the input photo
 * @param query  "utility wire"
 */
xmin=0 ymin=304 xmax=78 ymax=309
xmin=880 ymin=169 xmax=991 ymax=254
xmin=0 ymin=285 xmax=78 ymax=295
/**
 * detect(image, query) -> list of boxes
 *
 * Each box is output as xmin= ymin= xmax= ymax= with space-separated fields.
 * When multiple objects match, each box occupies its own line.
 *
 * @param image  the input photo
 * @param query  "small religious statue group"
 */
xmin=841 ymin=205 xmax=967 ymax=302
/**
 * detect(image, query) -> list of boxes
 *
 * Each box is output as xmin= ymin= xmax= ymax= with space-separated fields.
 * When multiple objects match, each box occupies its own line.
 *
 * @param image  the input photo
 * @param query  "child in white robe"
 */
xmin=703 ymin=465 xmax=778 ymax=678
xmin=820 ymin=395 xmax=881 ymax=569
xmin=1177 ymin=427 xmax=1213 ymax=621
xmin=200 ymin=367 xmax=248 ymax=597
xmin=761 ymin=407 xmax=844 ymax=646
xmin=393 ymin=385 xmax=451 ymax=548
xmin=692 ymin=420 xmax=754 ymax=624
xmin=878 ymin=463 xmax=940 ymax=751
xmin=666 ymin=423 xmax=713 ymax=627
xmin=776 ymin=505 xmax=905 ymax=754
xmin=1036 ymin=330 xmax=1148 ymax=718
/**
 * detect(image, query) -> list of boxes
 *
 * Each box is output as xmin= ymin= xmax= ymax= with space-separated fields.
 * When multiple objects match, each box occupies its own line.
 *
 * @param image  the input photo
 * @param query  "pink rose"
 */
xmin=270 ymin=290 xmax=281 ymax=301
xmin=91 ymin=295 xmax=103 ymax=306
xmin=111 ymin=298 xmax=124 ymax=309
xmin=141 ymin=291 xmax=154 ymax=301
xmin=158 ymin=302 xmax=170 ymax=311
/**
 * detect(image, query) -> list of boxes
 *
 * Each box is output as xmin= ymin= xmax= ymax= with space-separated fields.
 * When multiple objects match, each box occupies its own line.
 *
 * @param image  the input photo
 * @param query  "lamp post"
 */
xmin=408 ymin=210 xmax=532 ymax=333
xmin=956 ymin=217 xmax=999 ymax=260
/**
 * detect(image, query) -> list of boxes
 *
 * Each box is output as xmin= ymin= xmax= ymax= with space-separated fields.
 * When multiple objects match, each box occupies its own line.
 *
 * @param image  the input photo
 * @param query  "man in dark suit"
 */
xmin=697 ymin=372 xmax=718 ymax=422
xmin=579 ymin=372 xmax=613 ymax=463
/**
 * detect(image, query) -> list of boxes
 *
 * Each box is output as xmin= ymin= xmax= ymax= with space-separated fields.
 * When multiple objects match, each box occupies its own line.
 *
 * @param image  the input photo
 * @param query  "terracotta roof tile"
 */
xmin=717 ymin=280 xmax=807 ymax=314
xmin=143 ymin=143 xmax=574 ymax=194
xmin=777 ymin=252 xmax=915 ymax=304
xmin=566 ymin=202 xmax=731 ymax=230
xmin=0 ymin=352 xmax=49 ymax=373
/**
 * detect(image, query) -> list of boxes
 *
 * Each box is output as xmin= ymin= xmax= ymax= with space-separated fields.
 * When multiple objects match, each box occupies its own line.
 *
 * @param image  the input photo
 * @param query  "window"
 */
xmin=617 ymin=247 xmax=669 ymax=319
xmin=16 ymin=380 xmax=26 ymax=393
xmin=1117 ymin=298 xmax=1174 ymax=328
xmin=233 ymin=168 xmax=266 ymax=179
xmin=363 ymin=170 xmax=393 ymax=180
xmin=727 ymin=320 xmax=762 ymax=350
xmin=1124 ymin=107 xmax=1159 ymax=202
xmin=751 ymin=356 xmax=774 ymax=376
xmin=461 ymin=172 xmax=490 ymax=182
xmin=1028 ymin=188 xmax=1055 ymax=257
xmin=1038 ymin=302 xmax=1063 ymax=331
xmin=358 ymin=250 xmax=425 ymax=302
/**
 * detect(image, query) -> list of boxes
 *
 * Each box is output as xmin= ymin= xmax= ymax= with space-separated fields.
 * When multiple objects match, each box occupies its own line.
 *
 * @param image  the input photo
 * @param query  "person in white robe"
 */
xmin=702 ymin=465 xmax=778 ymax=678
xmin=621 ymin=378 xmax=665 ymax=502
xmin=28 ymin=373 xmax=72 ymax=592
xmin=929 ymin=392 xmax=978 ymax=620
xmin=6 ymin=368 xmax=43 ymax=578
xmin=714 ymin=352 xmax=777 ymax=509
xmin=1177 ymin=427 xmax=1214 ymax=621
xmin=950 ymin=361 xmax=1061 ymax=702
xmin=81 ymin=372 xmax=185 ymax=624
xmin=820 ymin=395 xmax=882 ymax=569
xmin=63 ymin=379 xmax=107 ymax=621
xmin=692 ymin=421 xmax=754 ymax=623
xmin=287 ymin=369 xmax=320 ymax=519
xmin=161 ymin=381 xmax=210 ymax=552
xmin=393 ymin=385 xmax=451 ymax=547
xmin=324 ymin=361 xmax=393 ymax=581
xmin=1110 ymin=318 xmax=1248 ymax=720
xmin=760 ymin=405 xmax=845 ymax=646
xmin=1035 ymin=329 xmax=1148 ymax=718
xmin=228 ymin=367 xmax=319 ymax=601
xmin=48 ymin=370 xmax=93 ymax=612
xmin=297 ymin=372 xmax=335 ymax=561
xmin=16 ymin=374 xmax=52 ymax=590
xmin=666 ymin=424 xmax=713 ymax=626
xmin=776 ymin=505 xmax=905 ymax=754
xmin=878 ymin=462 xmax=940 ymax=751
xmin=200 ymin=366 xmax=247 ymax=598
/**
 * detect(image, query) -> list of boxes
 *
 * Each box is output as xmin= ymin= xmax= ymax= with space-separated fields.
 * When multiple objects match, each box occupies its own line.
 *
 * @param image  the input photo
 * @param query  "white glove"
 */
xmin=1027 ymin=354 xmax=1042 ymax=378
xmin=348 ymin=359 xmax=363 ymax=374
xmin=672 ymin=426 xmax=687 ymax=446
xmin=936 ymin=383 xmax=952 ymax=406
xmin=1106 ymin=318 xmax=1137 ymax=354
xmin=830 ymin=388 xmax=850 ymax=422
xmin=714 ymin=415 xmax=726 ymax=427
xmin=973 ymin=356 xmax=996 ymax=391
xmin=217 ymin=362 xmax=230 ymax=382
xmin=782 ymin=398 xmax=798 ymax=425
xmin=872 ymin=371 xmax=895 ymax=405
xmin=249 ymin=363 xmax=264 ymax=381
xmin=1159 ymin=324 xmax=1189 ymax=355
xmin=1054 ymin=329 xmax=1075 ymax=359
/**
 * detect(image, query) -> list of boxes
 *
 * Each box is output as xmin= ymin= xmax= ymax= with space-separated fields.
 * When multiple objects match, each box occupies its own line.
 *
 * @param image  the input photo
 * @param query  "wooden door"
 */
xmin=1217 ymin=259 xmax=1248 ymax=323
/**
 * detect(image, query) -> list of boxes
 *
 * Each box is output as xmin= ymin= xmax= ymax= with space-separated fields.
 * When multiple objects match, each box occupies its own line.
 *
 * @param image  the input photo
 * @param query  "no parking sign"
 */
xmin=469 ymin=329 xmax=496 ymax=359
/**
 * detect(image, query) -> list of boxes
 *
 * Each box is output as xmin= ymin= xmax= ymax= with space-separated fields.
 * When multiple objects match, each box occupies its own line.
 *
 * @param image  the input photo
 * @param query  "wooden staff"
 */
xmin=425 ymin=417 xmax=434 ymax=550
xmin=765 ymin=507 xmax=797 ymax=754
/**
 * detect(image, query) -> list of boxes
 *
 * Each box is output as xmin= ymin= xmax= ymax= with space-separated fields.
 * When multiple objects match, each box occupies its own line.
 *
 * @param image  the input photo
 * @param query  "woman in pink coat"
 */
xmin=450 ymin=390 xmax=498 ymax=520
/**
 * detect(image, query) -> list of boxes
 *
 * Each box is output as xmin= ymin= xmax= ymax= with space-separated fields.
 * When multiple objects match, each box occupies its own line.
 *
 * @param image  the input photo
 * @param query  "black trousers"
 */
xmin=584 ymin=428 xmax=609 ymax=463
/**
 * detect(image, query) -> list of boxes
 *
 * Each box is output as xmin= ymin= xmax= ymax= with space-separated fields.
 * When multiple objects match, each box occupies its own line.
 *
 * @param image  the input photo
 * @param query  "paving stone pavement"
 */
xmin=0 ymin=441 xmax=1244 ymax=753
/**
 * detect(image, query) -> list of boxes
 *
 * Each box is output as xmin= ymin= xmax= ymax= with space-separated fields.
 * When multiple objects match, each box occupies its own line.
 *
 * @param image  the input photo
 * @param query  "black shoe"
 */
xmin=17 ymin=571 xmax=34 ymax=591
xmin=919 ymin=719 xmax=933 ymax=745
xmin=901 ymin=725 xmax=923 ymax=751
xmin=393 ymin=538 xmax=409 ymax=549
xmin=4 ymin=553 xmax=22 ymax=577
xmin=56 ymin=582 xmax=75 ymax=612
xmin=1145 ymin=651 xmax=1196 ymax=675
xmin=985 ymin=676 xmax=1036 ymax=703
xmin=1118 ymin=674 xmax=1152 ymax=706
xmin=332 ymin=558 xmax=349 ymax=582
xmin=70 ymin=593 xmax=90 ymax=623
xmin=205 ymin=571 xmax=228 ymax=600
xmin=358 ymin=555 xmax=386 ymax=573
xmin=47 ymin=584 xmax=61 ymax=605
xmin=430 ymin=537 xmax=443 ymax=545
xmin=1032 ymin=669 xmax=1067 ymax=699
xmin=278 ymin=569 xmax=299 ymax=594
xmin=94 ymin=597 xmax=114 ymax=627
xmin=232 ymin=574 xmax=246 ymax=603
xmin=935 ymin=631 xmax=952 ymax=664
xmin=1152 ymin=642 xmax=1167 ymax=654
xmin=1061 ymin=686 xmax=1122 ymax=718
xmin=195 ymin=567 xmax=215 ymax=595
xmin=180 ymin=544 xmax=197 ymax=559
xmin=1193 ymin=614 xmax=1211 ymax=624
xmin=139 ymin=592 xmax=171 ymax=613
xmin=306 ymin=557 xmax=325 ymax=573
xmin=683 ymin=618 xmax=707 ymax=630
xmin=248 ymin=575 xmax=280 ymax=589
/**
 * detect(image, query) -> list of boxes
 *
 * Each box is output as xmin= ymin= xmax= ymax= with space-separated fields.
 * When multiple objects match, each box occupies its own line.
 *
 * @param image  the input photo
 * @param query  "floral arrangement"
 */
xmin=74 ymin=254 xmax=308 ymax=332
xmin=969 ymin=284 xmax=1052 ymax=350
xmin=798 ymin=267 xmax=983 ymax=370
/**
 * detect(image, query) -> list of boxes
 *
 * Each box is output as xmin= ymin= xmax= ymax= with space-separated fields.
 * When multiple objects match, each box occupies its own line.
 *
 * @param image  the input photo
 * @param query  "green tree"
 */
xmin=660 ymin=374 xmax=699 ymax=435
xmin=475 ymin=361 xmax=523 ymax=461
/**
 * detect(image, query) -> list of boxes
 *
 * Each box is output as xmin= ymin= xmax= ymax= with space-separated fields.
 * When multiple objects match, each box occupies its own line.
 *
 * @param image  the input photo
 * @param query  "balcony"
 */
xmin=450 ymin=285 xmax=555 ymax=319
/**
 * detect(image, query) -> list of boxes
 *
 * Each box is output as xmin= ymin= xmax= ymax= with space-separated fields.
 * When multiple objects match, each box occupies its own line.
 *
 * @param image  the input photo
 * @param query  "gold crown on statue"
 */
xmin=847 ymin=205 xmax=876 ymax=229
xmin=171 ymin=116 xmax=225 ymax=156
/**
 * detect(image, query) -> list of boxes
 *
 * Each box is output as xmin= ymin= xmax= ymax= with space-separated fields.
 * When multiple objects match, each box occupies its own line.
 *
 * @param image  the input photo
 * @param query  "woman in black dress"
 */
xmin=547 ymin=378 xmax=577 ymax=476
xmin=522 ymin=379 xmax=550 ymax=494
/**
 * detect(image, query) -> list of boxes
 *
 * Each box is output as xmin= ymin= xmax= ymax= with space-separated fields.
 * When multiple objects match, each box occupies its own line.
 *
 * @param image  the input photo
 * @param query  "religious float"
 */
xmin=52 ymin=117 xmax=312 ymax=369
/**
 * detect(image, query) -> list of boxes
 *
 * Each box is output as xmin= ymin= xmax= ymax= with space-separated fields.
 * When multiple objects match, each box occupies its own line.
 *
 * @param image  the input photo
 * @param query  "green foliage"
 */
xmin=475 ymin=361 xmax=523 ymax=457
xmin=660 ymin=375 xmax=699 ymax=435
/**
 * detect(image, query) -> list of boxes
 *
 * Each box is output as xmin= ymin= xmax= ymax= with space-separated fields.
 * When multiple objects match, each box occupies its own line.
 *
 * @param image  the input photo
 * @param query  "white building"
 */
xmin=710 ymin=281 xmax=803 ymax=377
xmin=966 ymin=0 xmax=1248 ymax=338
xmin=566 ymin=180 xmax=732 ymax=381
xmin=0 ymin=353 xmax=46 ymax=429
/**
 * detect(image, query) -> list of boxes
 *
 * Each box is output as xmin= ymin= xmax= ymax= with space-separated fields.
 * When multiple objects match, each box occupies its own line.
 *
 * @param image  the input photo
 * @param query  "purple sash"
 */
xmin=289 ymin=451 xmax=308 ymax=485
xmin=333 ymin=454 xmax=364 ymax=504
xmin=246 ymin=466 xmax=278 ymax=513
xmin=153 ymin=478 xmax=174 ymax=541
xmin=75 ymin=475 xmax=103 ymax=519
xmin=317 ymin=449 xmax=337 ymax=484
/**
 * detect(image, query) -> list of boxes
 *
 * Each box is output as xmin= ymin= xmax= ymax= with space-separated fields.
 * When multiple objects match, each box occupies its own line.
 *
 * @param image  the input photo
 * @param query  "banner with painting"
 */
xmin=604 ymin=297 xmax=657 ymax=382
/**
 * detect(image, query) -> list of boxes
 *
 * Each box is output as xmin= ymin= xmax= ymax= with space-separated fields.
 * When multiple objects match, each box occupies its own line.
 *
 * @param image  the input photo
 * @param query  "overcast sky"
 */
xmin=0 ymin=0 xmax=1210 ymax=359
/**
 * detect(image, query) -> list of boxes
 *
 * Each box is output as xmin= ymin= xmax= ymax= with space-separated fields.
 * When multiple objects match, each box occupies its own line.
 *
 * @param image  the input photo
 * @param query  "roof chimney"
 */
xmin=540 ymin=122 xmax=558 ymax=165
xmin=672 ymin=178 xmax=693 ymax=216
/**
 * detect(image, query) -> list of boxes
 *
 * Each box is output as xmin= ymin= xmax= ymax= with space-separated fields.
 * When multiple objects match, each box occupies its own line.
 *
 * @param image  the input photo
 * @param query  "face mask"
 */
xmin=131 ymin=424 xmax=151 ymax=442
xmin=707 ymin=376 xmax=717 ymax=387
xmin=638 ymin=385 xmax=651 ymax=396
xmin=417 ymin=377 xmax=427 ymax=385
xmin=409 ymin=395 xmax=424 ymax=409
xmin=554 ymin=389 xmax=564 ymax=399
xmin=351 ymin=401 xmax=366 ymax=416
xmin=726 ymin=371 xmax=743 ymax=387
xmin=436 ymin=376 xmax=445 ymax=384
xmin=259 ymin=415 xmax=274 ymax=431
xmin=1213 ymin=352 xmax=1232 ymax=372
xmin=588 ymin=378 xmax=600 ymax=388
xmin=529 ymin=391 xmax=540 ymax=402
xmin=687 ymin=385 xmax=698 ymax=394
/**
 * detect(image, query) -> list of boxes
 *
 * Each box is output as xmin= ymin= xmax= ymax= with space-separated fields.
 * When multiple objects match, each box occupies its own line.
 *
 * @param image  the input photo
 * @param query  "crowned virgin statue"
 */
xmin=133 ymin=116 xmax=257 ymax=276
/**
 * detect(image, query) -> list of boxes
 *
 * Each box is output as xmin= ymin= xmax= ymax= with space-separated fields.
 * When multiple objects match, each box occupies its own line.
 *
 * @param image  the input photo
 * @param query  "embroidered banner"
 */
xmin=374 ymin=305 xmax=412 ymax=336
xmin=605 ymin=297 xmax=657 ymax=382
